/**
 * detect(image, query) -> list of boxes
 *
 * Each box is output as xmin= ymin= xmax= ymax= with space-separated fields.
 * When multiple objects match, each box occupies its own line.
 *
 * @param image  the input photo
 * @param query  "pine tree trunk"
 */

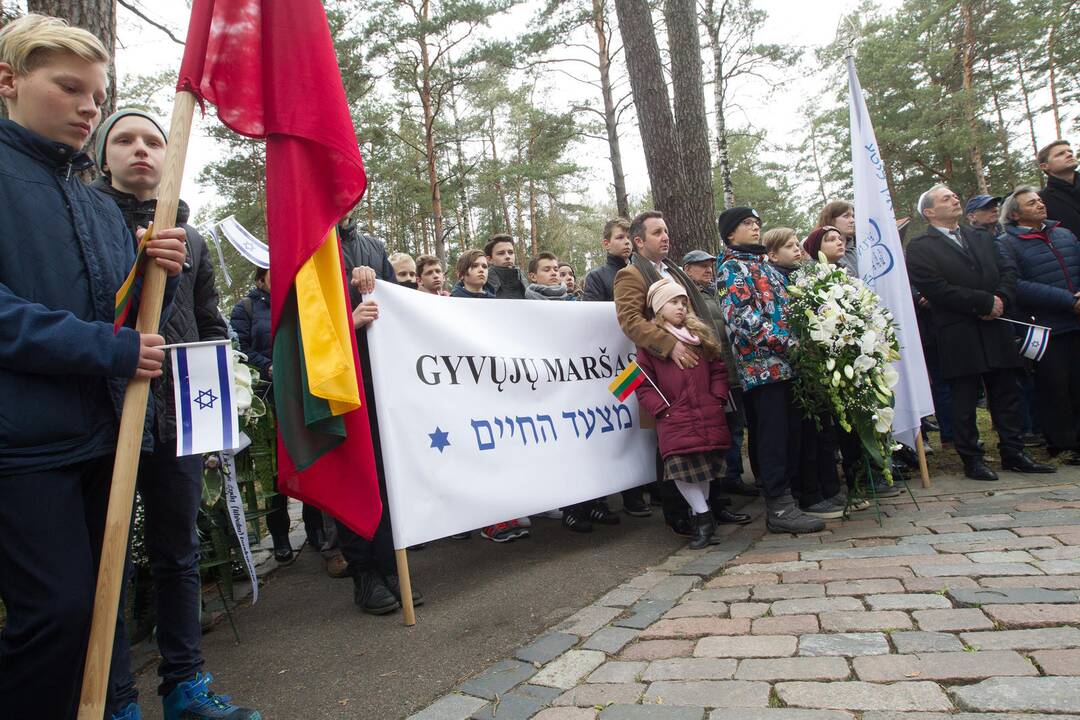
xmin=960 ymin=0 xmax=988 ymax=194
xmin=985 ymin=56 xmax=1015 ymax=187
xmin=808 ymin=115 xmax=828 ymax=204
xmin=1045 ymin=2 xmax=1071 ymax=138
xmin=29 ymin=0 xmax=117 ymax=120
xmin=488 ymin=110 xmax=513 ymax=233
xmin=703 ymin=0 xmax=734 ymax=209
xmin=664 ymin=0 xmax=719 ymax=256
xmin=417 ymin=0 xmax=446 ymax=262
xmin=1014 ymin=52 xmax=1040 ymax=173
xmin=613 ymin=0 xmax=693 ymax=252
xmin=449 ymin=86 xmax=473 ymax=246
xmin=592 ymin=0 xmax=629 ymax=218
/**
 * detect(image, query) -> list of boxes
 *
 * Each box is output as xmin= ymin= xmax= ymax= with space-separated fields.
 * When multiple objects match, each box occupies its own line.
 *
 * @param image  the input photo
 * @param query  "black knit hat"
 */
xmin=718 ymin=207 xmax=761 ymax=244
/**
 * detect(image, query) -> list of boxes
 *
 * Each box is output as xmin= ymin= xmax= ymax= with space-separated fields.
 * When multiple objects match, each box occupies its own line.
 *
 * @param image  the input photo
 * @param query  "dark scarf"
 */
xmin=525 ymin=282 xmax=570 ymax=300
xmin=630 ymin=253 xmax=712 ymax=327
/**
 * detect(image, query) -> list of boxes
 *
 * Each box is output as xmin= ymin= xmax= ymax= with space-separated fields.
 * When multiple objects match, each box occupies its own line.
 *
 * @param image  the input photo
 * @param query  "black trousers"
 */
xmin=743 ymin=380 xmax=800 ymax=499
xmin=0 ymin=458 xmax=135 ymax=719
xmin=950 ymin=368 xmax=1024 ymax=462
xmin=795 ymin=412 xmax=841 ymax=507
xmin=1034 ymin=331 xmax=1080 ymax=452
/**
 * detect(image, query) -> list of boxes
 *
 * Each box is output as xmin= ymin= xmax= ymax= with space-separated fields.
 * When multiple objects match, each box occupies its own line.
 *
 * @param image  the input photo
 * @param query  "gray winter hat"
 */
xmin=94 ymin=108 xmax=167 ymax=171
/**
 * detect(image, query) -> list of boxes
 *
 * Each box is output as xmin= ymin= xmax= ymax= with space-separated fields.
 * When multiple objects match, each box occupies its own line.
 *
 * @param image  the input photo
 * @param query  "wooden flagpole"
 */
xmin=395 ymin=548 xmax=417 ymax=626
xmin=78 ymin=91 xmax=198 ymax=719
xmin=915 ymin=432 xmax=932 ymax=489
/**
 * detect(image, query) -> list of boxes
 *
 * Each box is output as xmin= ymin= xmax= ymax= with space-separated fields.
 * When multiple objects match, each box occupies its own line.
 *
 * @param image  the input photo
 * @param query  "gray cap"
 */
xmin=682 ymin=249 xmax=716 ymax=265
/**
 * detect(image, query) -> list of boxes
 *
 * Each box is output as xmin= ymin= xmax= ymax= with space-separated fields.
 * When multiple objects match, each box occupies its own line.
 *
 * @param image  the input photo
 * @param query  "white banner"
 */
xmin=222 ymin=432 xmax=258 ymax=604
xmin=366 ymin=281 xmax=658 ymax=549
xmin=848 ymin=55 xmax=935 ymax=447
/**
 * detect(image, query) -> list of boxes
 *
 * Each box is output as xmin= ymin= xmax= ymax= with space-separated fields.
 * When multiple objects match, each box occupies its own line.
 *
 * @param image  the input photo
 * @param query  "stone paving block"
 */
xmin=912 ymin=562 xmax=1040 ymax=578
xmin=558 ymin=605 xmax=623 ymax=636
xmin=782 ymin=567 xmax=914 ymax=584
xmin=734 ymin=657 xmax=851 ymax=681
xmin=628 ymin=571 xmax=673 ymax=590
xmin=731 ymin=551 xmax=800 ymax=565
xmin=1035 ymin=559 xmax=1080 ymax=574
xmin=902 ymin=577 xmax=980 ymax=592
xmin=730 ymin=602 xmax=771 ymax=619
xmin=985 ymin=603 xmax=1080 ymax=627
xmin=727 ymin=561 xmax=818 ymax=574
xmin=516 ymin=633 xmax=580 ymax=664
xmin=865 ymin=593 xmax=952 ymax=610
xmin=705 ymin=572 xmax=777 ymax=588
xmin=980 ymin=575 xmax=1080 ymax=589
xmin=1032 ymin=546 xmax=1080 ymax=561
xmin=960 ymin=626 xmax=1080 ymax=650
xmin=950 ymin=676 xmax=1080 ymax=713
xmin=642 ymin=658 xmax=737 ymax=681
xmin=1032 ymin=649 xmax=1080 ymax=675
xmin=826 ymin=579 xmax=906 ymax=596
xmin=801 ymin=545 xmax=937 ymax=562
xmin=912 ymin=608 xmax=992 ymax=631
xmin=409 ymin=693 xmax=489 ymax=720
xmin=458 ymin=659 xmax=537 ymax=700
xmin=897 ymin=529 xmax=1018 ymax=545
xmin=711 ymin=712 xmax=856 ymax=720
xmin=597 ymin=586 xmax=649 ymax=607
xmin=950 ymin=587 xmax=1080 ymax=605
xmin=664 ymin=602 xmax=729 ymax=619
xmin=532 ymin=650 xmax=607 ymax=689
xmin=891 ymin=631 xmax=964 ymax=653
xmin=827 ymin=525 xmax=931 ymax=541
xmin=644 ymin=576 xmax=700 ymax=601
xmin=819 ymin=610 xmax=912 ymax=632
xmin=584 ymin=627 xmax=640 ymax=654
xmin=587 ymin=661 xmax=647 ymax=684
xmin=820 ymin=555 xmax=970 ymax=570
xmin=798 ymin=633 xmax=890 ymax=657
xmin=1016 ymin=525 xmax=1080 ymax=537
xmin=643 ymin=680 xmax=771 ymax=708
xmin=640 ymin=618 xmax=750 ymax=639
xmin=967 ymin=551 xmax=1036 ymax=563
xmin=932 ymin=536 xmax=1062 ymax=554
xmin=600 ymin=706 xmax=705 ymax=720
xmin=677 ymin=552 xmax=739 ymax=577
xmin=653 ymin=555 xmax=698 ymax=573
xmin=853 ymin=650 xmax=1037 ymax=682
xmin=771 ymin=597 xmax=864 ymax=615
xmin=620 ymin=640 xmax=696 ymax=661
xmin=682 ymin=587 xmax=751 ymax=603
xmin=553 ymin=683 xmax=646 ymax=707
xmin=752 ymin=584 xmax=825 ymax=600
xmin=864 ymin=714 xmax=1080 ymax=720
xmin=695 ymin=634 xmax=797 ymax=658
xmin=775 ymin=681 xmax=952 ymax=711
xmin=753 ymin=615 xmax=819 ymax=636
xmin=971 ymin=509 xmax=1080 ymax=530
xmin=470 ymin=684 xmax=562 ymax=720
xmin=531 ymin=709 xmax=596 ymax=720
xmin=615 ymin=599 xmax=678 ymax=630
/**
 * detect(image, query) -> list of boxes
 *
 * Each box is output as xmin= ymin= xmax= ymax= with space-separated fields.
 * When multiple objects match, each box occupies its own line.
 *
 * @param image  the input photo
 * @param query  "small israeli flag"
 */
xmin=1019 ymin=323 xmax=1050 ymax=362
xmin=169 ymin=340 xmax=240 ymax=456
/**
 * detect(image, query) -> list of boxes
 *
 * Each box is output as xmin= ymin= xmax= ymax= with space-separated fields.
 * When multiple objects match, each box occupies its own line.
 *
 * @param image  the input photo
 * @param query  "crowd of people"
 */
xmin=2 ymin=12 xmax=1080 ymax=720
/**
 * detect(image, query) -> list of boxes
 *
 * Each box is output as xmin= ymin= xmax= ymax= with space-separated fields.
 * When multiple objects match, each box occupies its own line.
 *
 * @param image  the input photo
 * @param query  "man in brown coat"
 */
xmin=614 ymin=210 xmax=750 ymax=531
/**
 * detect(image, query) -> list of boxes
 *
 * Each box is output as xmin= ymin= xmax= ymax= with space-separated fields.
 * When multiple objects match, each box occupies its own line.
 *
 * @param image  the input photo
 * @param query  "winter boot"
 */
xmin=385 ymin=573 xmax=425 ymax=607
xmin=689 ymin=511 xmax=716 ymax=550
xmin=765 ymin=493 xmax=826 ymax=535
xmin=162 ymin=673 xmax=260 ymax=719
xmin=353 ymin=570 xmax=400 ymax=615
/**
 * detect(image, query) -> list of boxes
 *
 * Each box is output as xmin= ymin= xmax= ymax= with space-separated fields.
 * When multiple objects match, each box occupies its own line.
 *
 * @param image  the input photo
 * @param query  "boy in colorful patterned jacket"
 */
xmin=716 ymin=207 xmax=825 ymax=535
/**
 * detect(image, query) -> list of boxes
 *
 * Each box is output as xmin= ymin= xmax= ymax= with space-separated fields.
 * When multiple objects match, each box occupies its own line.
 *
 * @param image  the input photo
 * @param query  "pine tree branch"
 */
xmin=117 ymin=0 xmax=185 ymax=46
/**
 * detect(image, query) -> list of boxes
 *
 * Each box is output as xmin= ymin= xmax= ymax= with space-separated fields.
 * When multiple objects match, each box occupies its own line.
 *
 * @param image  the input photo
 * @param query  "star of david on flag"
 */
xmin=169 ymin=339 xmax=240 ymax=456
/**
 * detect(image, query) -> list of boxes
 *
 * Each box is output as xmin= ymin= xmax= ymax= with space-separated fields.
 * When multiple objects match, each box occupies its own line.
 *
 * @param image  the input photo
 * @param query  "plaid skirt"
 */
xmin=663 ymin=451 xmax=724 ymax=484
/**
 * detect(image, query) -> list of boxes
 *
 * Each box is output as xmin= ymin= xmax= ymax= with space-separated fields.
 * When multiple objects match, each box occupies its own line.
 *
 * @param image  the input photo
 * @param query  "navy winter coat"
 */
xmin=997 ymin=221 xmax=1080 ymax=335
xmin=231 ymin=287 xmax=273 ymax=380
xmin=0 ymin=119 xmax=175 ymax=473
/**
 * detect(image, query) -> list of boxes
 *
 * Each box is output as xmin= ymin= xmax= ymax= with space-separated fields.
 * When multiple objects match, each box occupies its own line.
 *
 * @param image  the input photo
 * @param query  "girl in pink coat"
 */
xmin=635 ymin=279 xmax=733 ymax=548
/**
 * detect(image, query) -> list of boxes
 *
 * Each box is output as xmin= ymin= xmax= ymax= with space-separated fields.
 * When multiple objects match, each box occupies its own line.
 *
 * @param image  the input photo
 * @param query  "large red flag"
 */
xmin=178 ymin=0 xmax=382 ymax=538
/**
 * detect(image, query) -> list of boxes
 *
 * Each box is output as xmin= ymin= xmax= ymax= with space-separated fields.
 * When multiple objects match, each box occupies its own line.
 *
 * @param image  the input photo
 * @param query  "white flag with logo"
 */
xmin=848 ymin=55 xmax=935 ymax=447
xmin=169 ymin=340 xmax=240 ymax=456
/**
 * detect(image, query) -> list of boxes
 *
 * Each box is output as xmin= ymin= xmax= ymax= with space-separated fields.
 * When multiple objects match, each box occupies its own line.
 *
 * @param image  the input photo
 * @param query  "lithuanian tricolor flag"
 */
xmin=178 ymin=0 xmax=381 ymax=538
xmin=609 ymin=361 xmax=646 ymax=401
xmin=113 ymin=223 xmax=152 ymax=333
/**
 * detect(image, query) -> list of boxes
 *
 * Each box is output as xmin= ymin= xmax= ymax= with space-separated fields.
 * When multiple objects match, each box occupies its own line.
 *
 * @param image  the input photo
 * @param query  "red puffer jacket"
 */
xmin=634 ymin=346 xmax=732 ymax=459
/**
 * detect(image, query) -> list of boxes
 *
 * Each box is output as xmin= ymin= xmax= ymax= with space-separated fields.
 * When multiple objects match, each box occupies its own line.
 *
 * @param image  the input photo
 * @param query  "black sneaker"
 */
xmin=385 ymin=574 xmax=425 ymax=607
xmin=765 ymin=495 xmax=826 ymax=535
xmin=353 ymin=571 xmax=400 ymax=615
xmin=623 ymin=498 xmax=652 ymax=517
xmin=562 ymin=512 xmax=593 ymax=533
xmin=588 ymin=506 xmax=621 ymax=525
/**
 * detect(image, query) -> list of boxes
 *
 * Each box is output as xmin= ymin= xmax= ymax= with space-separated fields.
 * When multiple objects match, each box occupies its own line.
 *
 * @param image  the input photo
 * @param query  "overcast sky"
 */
xmin=44 ymin=0 xmax=1057 ymax=229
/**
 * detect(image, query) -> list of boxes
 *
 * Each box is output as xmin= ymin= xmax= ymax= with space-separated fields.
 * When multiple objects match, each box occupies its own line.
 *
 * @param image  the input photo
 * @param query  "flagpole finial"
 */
xmin=837 ymin=15 xmax=858 ymax=58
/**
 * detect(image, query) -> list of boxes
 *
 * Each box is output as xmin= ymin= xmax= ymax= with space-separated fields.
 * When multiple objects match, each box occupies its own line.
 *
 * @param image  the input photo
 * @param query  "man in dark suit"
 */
xmin=906 ymin=184 xmax=1055 ymax=481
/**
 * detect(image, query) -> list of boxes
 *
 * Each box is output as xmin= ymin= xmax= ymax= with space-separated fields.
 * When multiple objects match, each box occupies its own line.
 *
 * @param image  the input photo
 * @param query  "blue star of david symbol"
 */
xmin=428 ymin=426 xmax=450 ymax=453
xmin=194 ymin=388 xmax=218 ymax=410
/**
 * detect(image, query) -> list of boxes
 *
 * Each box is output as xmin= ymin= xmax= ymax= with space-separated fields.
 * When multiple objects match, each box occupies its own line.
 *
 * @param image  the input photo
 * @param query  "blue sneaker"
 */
xmin=163 ymin=673 xmax=260 ymax=720
xmin=112 ymin=703 xmax=141 ymax=720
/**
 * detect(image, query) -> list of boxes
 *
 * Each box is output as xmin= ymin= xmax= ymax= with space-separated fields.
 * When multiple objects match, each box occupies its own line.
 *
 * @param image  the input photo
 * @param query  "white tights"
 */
xmin=674 ymin=480 xmax=711 ymax=514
